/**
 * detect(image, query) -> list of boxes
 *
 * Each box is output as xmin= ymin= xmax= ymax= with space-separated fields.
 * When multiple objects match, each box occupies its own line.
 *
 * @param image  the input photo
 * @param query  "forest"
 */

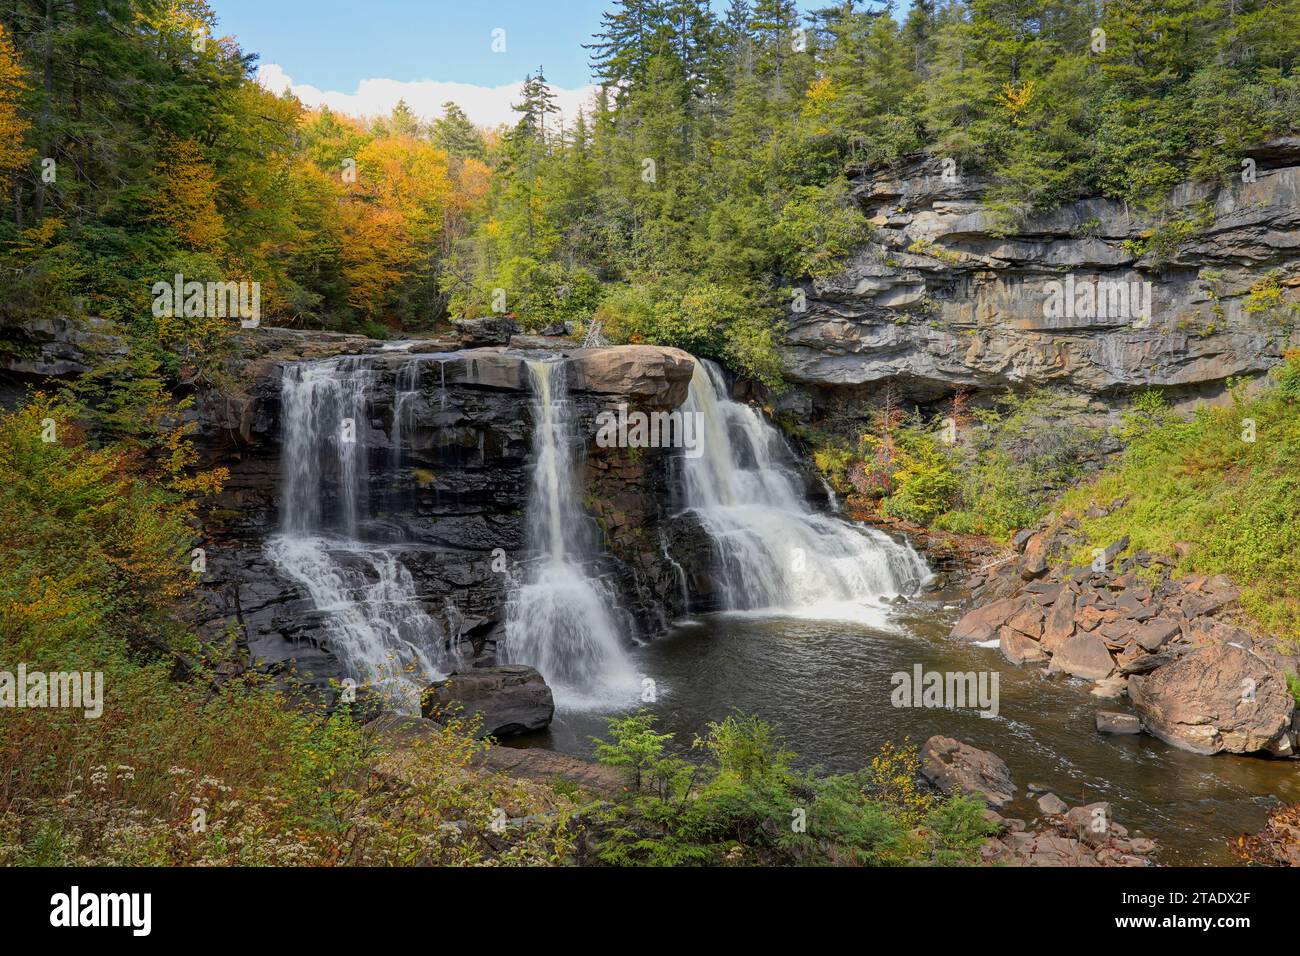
xmin=1 ymin=0 xmax=1300 ymax=888
xmin=3 ymin=0 xmax=1297 ymax=382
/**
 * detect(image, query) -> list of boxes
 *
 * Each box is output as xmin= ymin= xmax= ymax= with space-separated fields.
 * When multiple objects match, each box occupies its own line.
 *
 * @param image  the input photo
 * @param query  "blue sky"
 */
xmin=215 ymin=0 xmax=612 ymax=92
xmin=216 ymin=1 xmax=894 ymax=127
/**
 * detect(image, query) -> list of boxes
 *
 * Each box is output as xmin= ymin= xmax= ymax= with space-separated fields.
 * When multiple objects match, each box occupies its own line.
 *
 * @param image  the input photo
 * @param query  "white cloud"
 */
xmin=256 ymin=63 xmax=597 ymax=132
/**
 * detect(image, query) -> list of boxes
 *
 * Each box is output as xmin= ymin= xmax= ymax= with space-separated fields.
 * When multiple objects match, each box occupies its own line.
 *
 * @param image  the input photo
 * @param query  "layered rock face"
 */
xmin=785 ymin=141 xmax=1300 ymax=410
xmin=188 ymin=332 xmax=711 ymax=700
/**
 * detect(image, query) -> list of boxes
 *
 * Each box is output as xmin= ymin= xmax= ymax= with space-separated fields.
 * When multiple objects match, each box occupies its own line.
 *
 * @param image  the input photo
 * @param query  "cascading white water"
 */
xmin=680 ymin=360 xmax=930 ymax=619
xmin=391 ymin=359 xmax=421 ymax=469
xmin=502 ymin=360 xmax=639 ymax=707
xmin=267 ymin=357 xmax=452 ymax=712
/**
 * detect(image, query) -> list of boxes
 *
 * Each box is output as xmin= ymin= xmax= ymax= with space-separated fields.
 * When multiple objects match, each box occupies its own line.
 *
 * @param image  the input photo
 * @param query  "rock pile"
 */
xmin=919 ymin=735 xmax=1158 ymax=866
xmin=951 ymin=510 xmax=1298 ymax=755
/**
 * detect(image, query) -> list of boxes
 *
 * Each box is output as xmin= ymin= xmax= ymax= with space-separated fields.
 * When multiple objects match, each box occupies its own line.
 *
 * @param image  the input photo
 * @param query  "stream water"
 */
xmin=517 ymin=606 xmax=1300 ymax=865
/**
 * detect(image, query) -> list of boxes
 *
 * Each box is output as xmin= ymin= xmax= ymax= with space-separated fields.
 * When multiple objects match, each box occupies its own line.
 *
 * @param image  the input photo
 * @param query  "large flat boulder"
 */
xmin=950 ymin=596 xmax=1025 ymax=643
xmin=920 ymin=736 xmax=1016 ymax=808
xmin=1129 ymin=644 xmax=1295 ymax=754
xmin=422 ymin=665 xmax=555 ymax=738
xmin=1053 ymin=632 xmax=1116 ymax=681
xmin=567 ymin=346 xmax=696 ymax=409
xmin=455 ymin=316 xmax=519 ymax=347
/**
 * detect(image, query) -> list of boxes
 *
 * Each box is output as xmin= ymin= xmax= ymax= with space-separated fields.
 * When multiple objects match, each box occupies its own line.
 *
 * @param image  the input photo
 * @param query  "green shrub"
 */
xmin=589 ymin=715 xmax=995 ymax=867
xmin=595 ymin=277 xmax=785 ymax=388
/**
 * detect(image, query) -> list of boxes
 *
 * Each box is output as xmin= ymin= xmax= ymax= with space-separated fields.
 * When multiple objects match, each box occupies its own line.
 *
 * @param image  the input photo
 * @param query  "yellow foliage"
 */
xmin=0 ymin=24 xmax=34 ymax=191
xmin=802 ymin=76 xmax=839 ymax=117
xmin=999 ymin=80 xmax=1038 ymax=124
xmin=152 ymin=138 xmax=227 ymax=253
xmin=341 ymin=136 xmax=455 ymax=316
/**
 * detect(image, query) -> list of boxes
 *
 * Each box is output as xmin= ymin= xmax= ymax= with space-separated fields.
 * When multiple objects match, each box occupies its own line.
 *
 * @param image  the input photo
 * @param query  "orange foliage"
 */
xmin=0 ymin=24 xmax=34 ymax=191
xmin=341 ymin=136 xmax=455 ymax=315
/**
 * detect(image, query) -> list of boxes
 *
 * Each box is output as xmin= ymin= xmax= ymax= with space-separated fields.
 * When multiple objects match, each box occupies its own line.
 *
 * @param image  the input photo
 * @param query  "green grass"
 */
xmin=1058 ymin=355 xmax=1300 ymax=646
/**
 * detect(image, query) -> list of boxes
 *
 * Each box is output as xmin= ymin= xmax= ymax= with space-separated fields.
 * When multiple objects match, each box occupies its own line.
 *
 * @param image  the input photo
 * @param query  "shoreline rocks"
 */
xmin=920 ymin=736 xmax=1159 ymax=866
xmin=950 ymin=513 xmax=1298 ymax=756
xmin=920 ymin=735 xmax=1016 ymax=808
xmin=1130 ymin=644 xmax=1295 ymax=755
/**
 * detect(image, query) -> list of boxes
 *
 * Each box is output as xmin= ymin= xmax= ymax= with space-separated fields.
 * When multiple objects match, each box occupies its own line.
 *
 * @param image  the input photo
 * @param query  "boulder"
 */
xmin=1131 ymin=617 xmax=1180 ymax=652
xmin=950 ymin=596 xmax=1025 ymax=643
xmin=1064 ymin=802 xmax=1116 ymax=848
xmin=1037 ymin=793 xmax=1069 ymax=815
xmin=422 ymin=665 xmax=555 ymax=738
xmin=1041 ymin=590 xmax=1077 ymax=653
xmin=1000 ymin=626 xmax=1047 ymax=665
xmin=1053 ymin=632 xmax=1116 ymax=681
xmin=920 ymin=736 xmax=1016 ymax=808
xmin=567 ymin=345 xmax=696 ymax=410
xmin=454 ymin=316 xmax=519 ymax=347
xmin=1007 ymin=603 xmax=1045 ymax=640
xmin=1129 ymin=644 xmax=1295 ymax=754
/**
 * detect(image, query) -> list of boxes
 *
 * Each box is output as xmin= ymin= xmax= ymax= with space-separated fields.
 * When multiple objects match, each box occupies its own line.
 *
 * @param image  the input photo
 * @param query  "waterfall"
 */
xmin=502 ymin=359 xmax=639 ymax=707
xmin=391 ymin=359 xmax=421 ymax=468
xmin=680 ymin=360 xmax=930 ymax=619
xmin=267 ymin=357 xmax=452 ymax=713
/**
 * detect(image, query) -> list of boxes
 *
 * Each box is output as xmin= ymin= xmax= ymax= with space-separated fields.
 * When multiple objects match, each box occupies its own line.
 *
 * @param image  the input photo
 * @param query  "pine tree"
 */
xmin=431 ymin=102 xmax=486 ymax=162
xmin=586 ymin=0 xmax=671 ymax=93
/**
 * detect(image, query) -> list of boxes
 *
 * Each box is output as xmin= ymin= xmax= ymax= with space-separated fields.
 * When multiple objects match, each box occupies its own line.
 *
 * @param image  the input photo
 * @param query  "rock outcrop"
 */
xmin=1130 ymin=644 xmax=1295 ymax=755
xmin=567 ymin=345 xmax=696 ymax=409
xmin=183 ymin=332 xmax=717 ymax=699
xmin=920 ymin=735 xmax=1016 ymax=808
xmin=783 ymin=142 xmax=1300 ymax=409
xmin=422 ymin=665 xmax=556 ymax=738
xmin=365 ymin=713 xmax=625 ymax=797
xmin=454 ymin=316 xmax=519 ymax=347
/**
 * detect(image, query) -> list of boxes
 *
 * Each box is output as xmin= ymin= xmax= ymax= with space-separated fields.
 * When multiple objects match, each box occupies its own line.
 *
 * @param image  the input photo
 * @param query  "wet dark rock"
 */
xmin=455 ymin=316 xmax=519 ymax=347
xmin=177 ymin=337 xmax=709 ymax=704
xmin=422 ymin=665 xmax=555 ymax=737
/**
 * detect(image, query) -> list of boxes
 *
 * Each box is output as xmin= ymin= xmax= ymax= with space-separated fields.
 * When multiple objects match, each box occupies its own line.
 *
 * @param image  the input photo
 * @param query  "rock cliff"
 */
xmin=784 ymin=140 xmax=1300 ymax=413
